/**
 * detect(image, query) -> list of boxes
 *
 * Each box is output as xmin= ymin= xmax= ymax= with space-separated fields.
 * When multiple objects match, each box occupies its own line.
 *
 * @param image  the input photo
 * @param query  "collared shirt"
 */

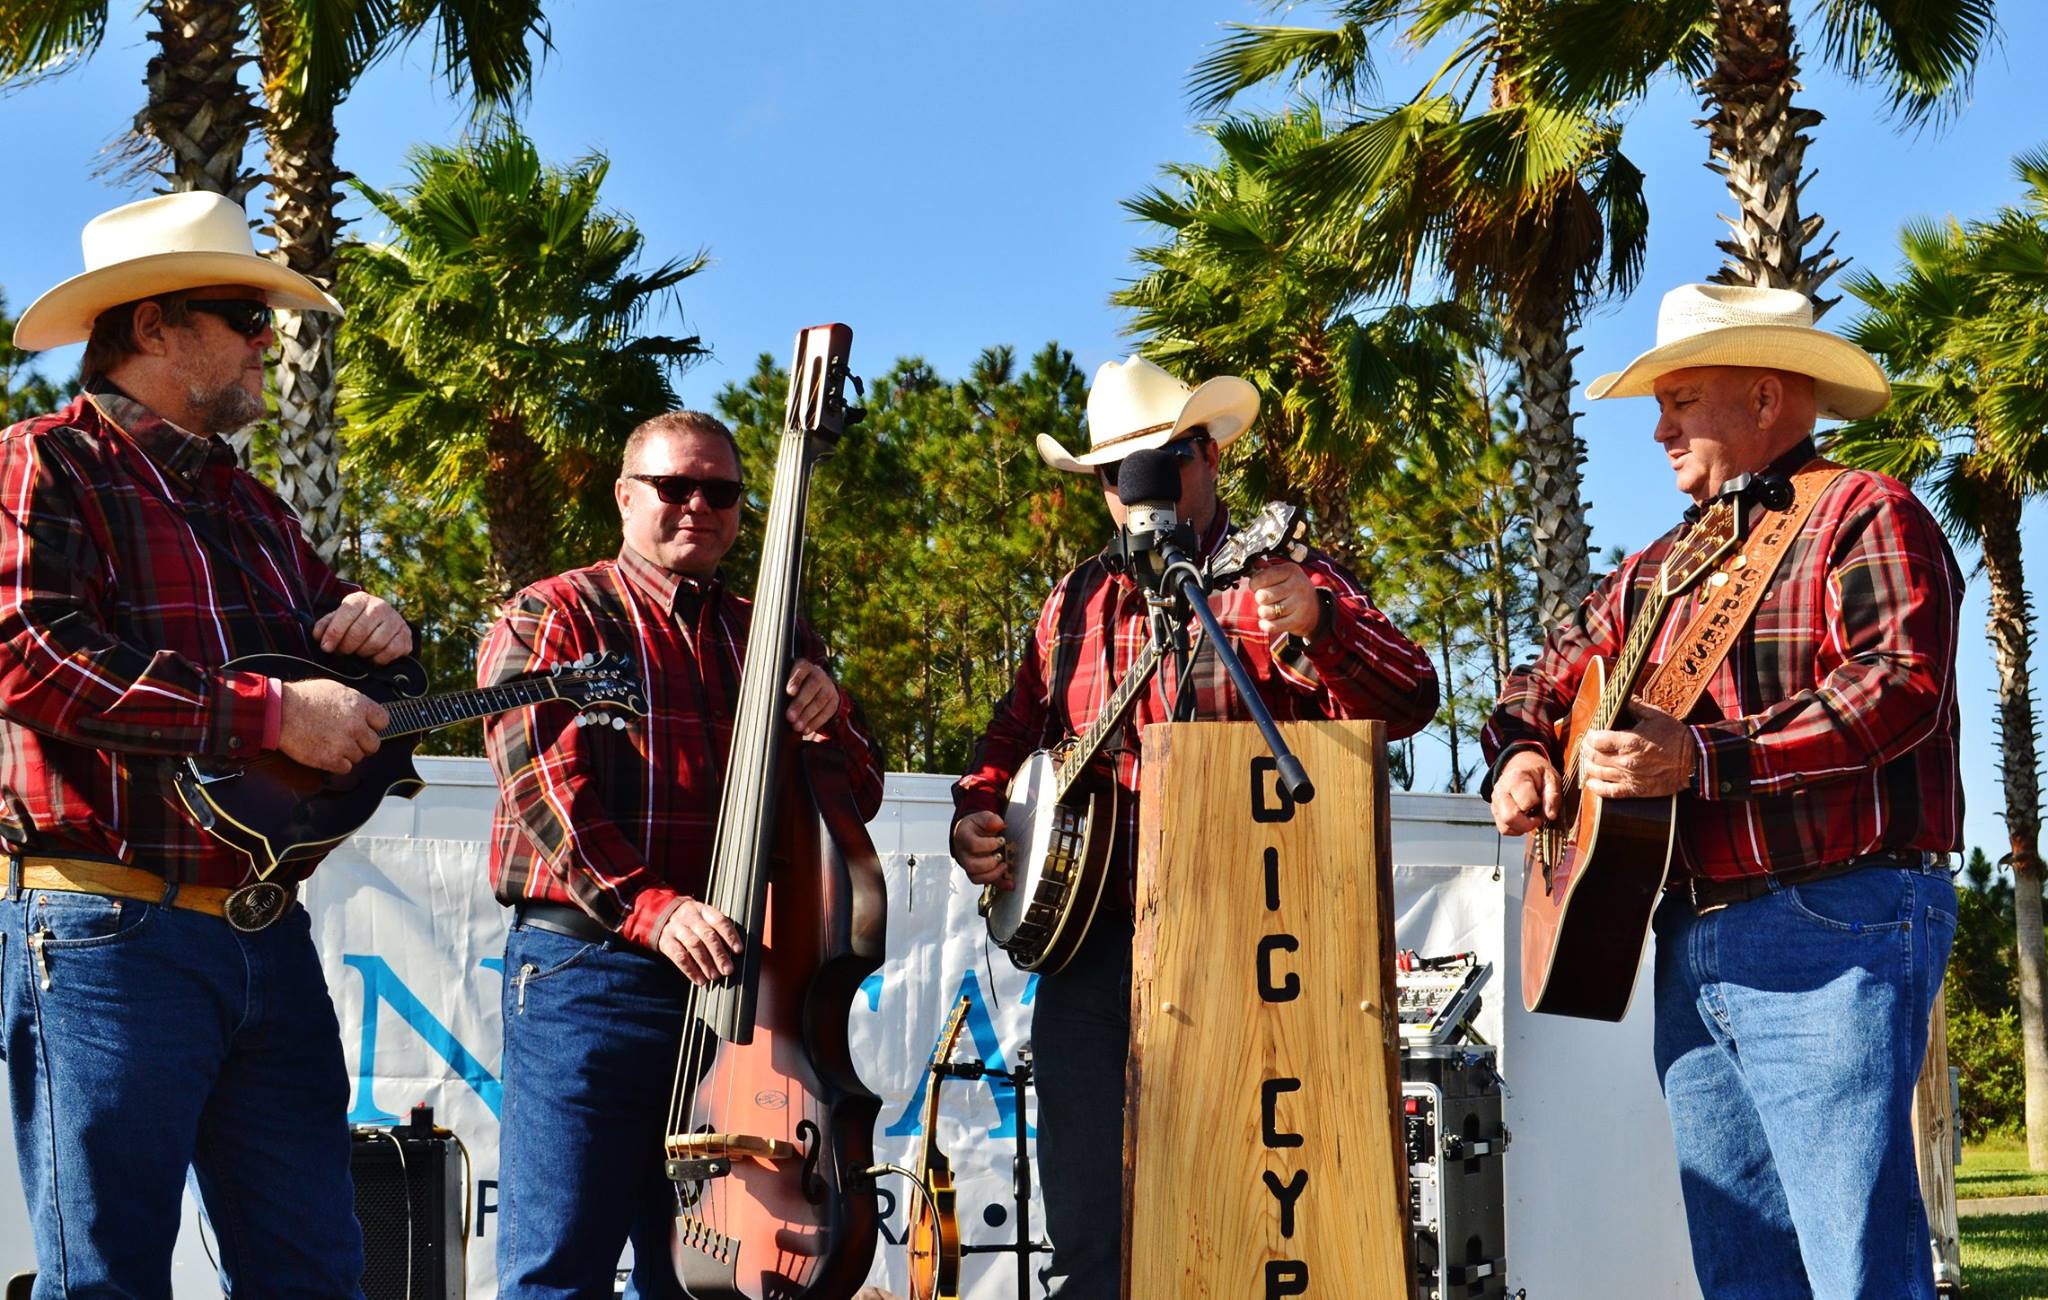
xmin=952 ymin=512 xmax=1440 ymax=906
xmin=0 ymin=386 xmax=357 ymax=883
xmin=478 ymin=546 xmax=886 ymax=949
xmin=1482 ymin=442 xmax=1963 ymax=883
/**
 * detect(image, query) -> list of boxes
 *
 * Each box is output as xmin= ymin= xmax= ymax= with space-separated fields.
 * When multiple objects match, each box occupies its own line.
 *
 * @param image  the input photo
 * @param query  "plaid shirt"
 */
xmin=0 ymin=387 xmax=357 ymax=884
xmin=954 ymin=512 xmax=1439 ymax=906
xmin=479 ymin=547 xmax=885 ymax=949
xmin=1482 ymin=443 xmax=1963 ymax=883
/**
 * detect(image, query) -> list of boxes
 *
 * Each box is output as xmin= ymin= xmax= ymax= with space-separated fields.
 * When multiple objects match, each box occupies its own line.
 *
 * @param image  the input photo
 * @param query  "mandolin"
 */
xmin=906 ymin=995 xmax=969 ymax=1300
xmin=174 ymin=651 xmax=644 ymax=876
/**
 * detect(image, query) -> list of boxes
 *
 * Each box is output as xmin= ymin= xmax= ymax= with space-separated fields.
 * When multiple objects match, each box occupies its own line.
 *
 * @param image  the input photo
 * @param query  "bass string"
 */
xmin=681 ymin=425 xmax=812 ymax=1247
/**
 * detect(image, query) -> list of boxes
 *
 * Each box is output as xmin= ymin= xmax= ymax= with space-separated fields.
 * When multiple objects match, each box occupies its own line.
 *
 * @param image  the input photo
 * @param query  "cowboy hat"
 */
xmin=1036 ymin=355 xmax=1260 ymax=473
xmin=1586 ymin=283 xmax=1889 ymax=420
xmin=14 ymin=192 xmax=343 ymax=351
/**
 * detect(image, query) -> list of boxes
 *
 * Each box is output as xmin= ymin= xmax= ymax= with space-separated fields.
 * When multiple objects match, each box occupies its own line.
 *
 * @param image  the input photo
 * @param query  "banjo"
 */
xmin=980 ymin=502 xmax=1308 ymax=972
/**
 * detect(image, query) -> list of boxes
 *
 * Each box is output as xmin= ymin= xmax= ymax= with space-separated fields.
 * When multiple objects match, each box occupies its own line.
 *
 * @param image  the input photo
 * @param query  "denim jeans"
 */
xmin=0 ymin=889 xmax=363 ymax=1299
xmin=1652 ymin=865 xmax=1957 ymax=1300
xmin=496 ymin=921 xmax=693 ymax=1300
xmin=1030 ymin=917 xmax=1133 ymax=1300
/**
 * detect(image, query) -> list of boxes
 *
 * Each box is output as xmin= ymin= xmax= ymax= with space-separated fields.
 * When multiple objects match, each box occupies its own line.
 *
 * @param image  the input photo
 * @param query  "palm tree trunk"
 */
xmin=484 ymin=413 xmax=553 ymax=596
xmin=1979 ymin=475 xmax=2048 ymax=1170
xmin=1501 ymin=298 xmax=1591 ymax=633
xmin=258 ymin=12 xmax=349 ymax=562
xmin=1696 ymin=0 xmax=1845 ymax=313
xmin=139 ymin=0 xmax=260 ymax=202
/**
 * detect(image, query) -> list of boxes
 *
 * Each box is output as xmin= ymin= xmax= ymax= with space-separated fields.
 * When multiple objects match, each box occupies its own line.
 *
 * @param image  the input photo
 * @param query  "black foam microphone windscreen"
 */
xmin=1116 ymin=448 xmax=1183 ymax=505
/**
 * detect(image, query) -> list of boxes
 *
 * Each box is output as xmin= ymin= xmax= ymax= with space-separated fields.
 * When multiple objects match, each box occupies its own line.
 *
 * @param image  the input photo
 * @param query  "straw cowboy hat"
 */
xmin=14 ymin=191 xmax=343 ymax=351
xmin=1586 ymin=283 xmax=1890 ymax=421
xmin=1036 ymin=355 xmax=1260 ymax=473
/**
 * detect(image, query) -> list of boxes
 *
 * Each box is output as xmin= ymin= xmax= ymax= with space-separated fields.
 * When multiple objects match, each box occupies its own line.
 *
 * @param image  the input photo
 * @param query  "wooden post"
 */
xmin=1915 ymin=992 xmax=1963 ymax=1291
xmin=1125 ymin=721 xmax=1408 ymax=1299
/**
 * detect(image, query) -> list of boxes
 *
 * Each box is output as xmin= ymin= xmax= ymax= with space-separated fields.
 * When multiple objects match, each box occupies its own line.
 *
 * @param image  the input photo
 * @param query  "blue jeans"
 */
xmin=1030 ymin=918 xmax=1133 ymax=1300
xmin=496 ymin=921 xmax=691 ymax=1300
xmin=0 ymin=889 xmax=363 ymax=1299
xmin=1652 ymin=866 xmax=1956 ymax=1300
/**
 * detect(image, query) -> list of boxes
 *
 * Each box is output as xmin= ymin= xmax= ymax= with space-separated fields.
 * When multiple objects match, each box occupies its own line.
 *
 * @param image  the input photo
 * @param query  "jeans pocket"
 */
xmin=30 ymin=890 xmax=156 ymax=948
xmin=1779 ymin=869 xmax=1912 ymax=934
xmin=507 ymin=924 xmax=600 ymax=987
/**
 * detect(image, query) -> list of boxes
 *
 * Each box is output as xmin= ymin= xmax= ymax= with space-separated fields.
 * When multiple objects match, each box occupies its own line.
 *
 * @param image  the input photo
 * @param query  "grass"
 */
xmin=1958 ymin=1135 xmax=2048 ymax=1200
xmin=1958 ymin=1213 xmax=2048 ymax=1299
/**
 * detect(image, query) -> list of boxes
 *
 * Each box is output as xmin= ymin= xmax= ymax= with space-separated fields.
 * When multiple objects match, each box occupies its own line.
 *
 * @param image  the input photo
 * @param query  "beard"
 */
xmin=186 ymin=377 xmax=266 ymax=435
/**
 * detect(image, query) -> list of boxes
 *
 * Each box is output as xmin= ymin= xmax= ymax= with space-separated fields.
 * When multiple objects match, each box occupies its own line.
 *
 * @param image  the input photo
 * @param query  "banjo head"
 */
xmin=985 ymin=753 xmax=1061 ymax=944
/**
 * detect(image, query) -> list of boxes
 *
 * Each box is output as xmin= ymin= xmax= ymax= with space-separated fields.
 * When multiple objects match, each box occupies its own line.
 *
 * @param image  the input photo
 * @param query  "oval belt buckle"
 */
xmin=225 ymin=880 xmax=293 ymax=932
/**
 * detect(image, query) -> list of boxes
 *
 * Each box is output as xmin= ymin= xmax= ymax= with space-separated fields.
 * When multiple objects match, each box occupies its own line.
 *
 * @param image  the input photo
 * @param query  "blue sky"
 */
xmin=2 ymin=1 xmax=2045 ymax=865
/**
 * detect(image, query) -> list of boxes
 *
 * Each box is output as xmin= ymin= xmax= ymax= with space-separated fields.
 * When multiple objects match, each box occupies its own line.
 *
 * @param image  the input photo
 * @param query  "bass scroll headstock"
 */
xmin=783 ymin=324 xmax=863 ymax=446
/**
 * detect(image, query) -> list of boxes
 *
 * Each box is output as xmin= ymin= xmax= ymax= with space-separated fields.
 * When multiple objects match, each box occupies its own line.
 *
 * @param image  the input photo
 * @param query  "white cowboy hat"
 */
xmin=1587 ymin=283 xmax=1889 ymax=420
xmin=14 ymin=192 xmax=343 ymax=351
xmin=1036 ymin=355 xmax=1260 ymax=473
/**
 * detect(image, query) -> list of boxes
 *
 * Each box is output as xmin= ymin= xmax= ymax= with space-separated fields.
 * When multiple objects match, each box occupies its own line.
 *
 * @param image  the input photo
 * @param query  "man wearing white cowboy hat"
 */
xmin=0 ymin=191 xmax=414 ymax=1297
xmin=950 ymin=354 xmax=1438 ymax=1296
xmin=1483 ymin=284 xmax=1962 ymax=1299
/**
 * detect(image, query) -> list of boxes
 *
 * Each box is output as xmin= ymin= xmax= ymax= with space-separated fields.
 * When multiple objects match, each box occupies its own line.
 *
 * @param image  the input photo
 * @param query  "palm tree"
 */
xmin=252 ymin=0 xmax=551 ymax=559
xmin=1526 ymin=0 xmax=1999 ymax=310
xmin=1189 ymin=1 xmax=1648 ymax=628
xmin=338 ymin=123 xmax=709 ymax=595
xmin=0 ymin=2 xmax=553 ymax=538
xmin=1832 ymin=190 xmax=2048 ymax=1170
xmin=1116 ymin=109 xmax=1479 ymax=570
xmin=0 ymin=1 xmax=259 ymax=197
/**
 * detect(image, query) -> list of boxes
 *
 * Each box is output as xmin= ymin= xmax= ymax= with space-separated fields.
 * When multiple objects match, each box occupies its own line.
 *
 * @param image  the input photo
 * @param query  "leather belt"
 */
xmin=1681 ymin=849 xmax=1953 ymax=914
xmin=515 ymin=901 xmax=621 ymax=946
xmin=8 ymin=856 xmax=298 ymax=931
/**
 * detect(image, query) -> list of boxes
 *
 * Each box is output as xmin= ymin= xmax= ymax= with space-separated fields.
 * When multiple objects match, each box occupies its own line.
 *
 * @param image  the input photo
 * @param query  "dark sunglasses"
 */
xmin=1094 ymin=434 xmax=1209 ymax=496
xmin=628 ymin=473 xmax=744 ymax=509
xmin=182 ymin=297 xmax=274 ymax=340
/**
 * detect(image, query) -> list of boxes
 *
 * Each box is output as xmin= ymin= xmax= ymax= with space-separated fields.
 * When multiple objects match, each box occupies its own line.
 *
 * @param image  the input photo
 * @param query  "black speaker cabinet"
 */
xmin=351 ymin=1113 xmax=464 ymax=1300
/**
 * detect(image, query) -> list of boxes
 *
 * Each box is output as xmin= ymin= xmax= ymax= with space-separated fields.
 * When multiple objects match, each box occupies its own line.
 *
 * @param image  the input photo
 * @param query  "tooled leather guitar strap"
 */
xmin=1636 ymin=458 xmax=1849 ymax=718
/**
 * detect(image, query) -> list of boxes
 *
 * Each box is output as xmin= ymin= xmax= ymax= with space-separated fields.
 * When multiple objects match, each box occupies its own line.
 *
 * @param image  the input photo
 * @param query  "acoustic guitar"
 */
xmin=1520 ymin=496 xmax=1740 ymax=1020
xmin=981 ymin=502 xmax=1309 ymax=972
xmin=174 ymin=651 xmax=645 ymax=876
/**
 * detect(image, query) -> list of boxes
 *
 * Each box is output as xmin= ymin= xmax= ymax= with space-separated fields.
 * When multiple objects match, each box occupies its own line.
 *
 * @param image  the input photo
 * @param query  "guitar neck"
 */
xmin=1053 ymin=636 xmax=1167 ymax=801
xmin=380 ymin=677 xmax=568 ymax=738
xmin=1595 ymin=588 xmax=1673 ymax=733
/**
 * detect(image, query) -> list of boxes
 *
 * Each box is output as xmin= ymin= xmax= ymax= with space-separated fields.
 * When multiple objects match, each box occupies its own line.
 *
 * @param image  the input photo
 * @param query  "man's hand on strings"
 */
xmin=1580 ymin=701 xmax=1698 ymax=800
xmin=658 ymin=897 xmax=745 ymax=986
xmin=951 ymin=811 xmax=1011 ymax=889
xmin=784 ymin=658 xmax=840 ymax=741
xmin=1490 ymin=750 xmax=1562 ymax=838
xmin=314 ymin=592 xmax=413 ymax=665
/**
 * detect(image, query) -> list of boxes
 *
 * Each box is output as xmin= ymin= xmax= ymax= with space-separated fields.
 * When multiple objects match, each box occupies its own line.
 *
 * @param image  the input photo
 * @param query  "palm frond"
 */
xmin=1814 ymin=0 xmax=1999 ymax=129
xmin=0 ymin=0 xmax=109 ymax=84
xmin=1188 ymin=23 xmax=1375 ymax=114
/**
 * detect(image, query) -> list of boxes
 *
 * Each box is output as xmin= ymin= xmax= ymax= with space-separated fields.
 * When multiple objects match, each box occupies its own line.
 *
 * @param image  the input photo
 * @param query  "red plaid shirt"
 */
xmin=0 ymin=387 xmax=357 ymax=883
xmin=1482 ymin=445 xmax=1963 ymax=883
xmin=953 ymin=512 xmax=1439 ymax=906
xmin=479 ymin=547 xmax=885 ymax=949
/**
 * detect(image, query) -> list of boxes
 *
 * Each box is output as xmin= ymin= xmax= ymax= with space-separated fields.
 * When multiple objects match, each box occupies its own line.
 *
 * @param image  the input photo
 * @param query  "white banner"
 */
xmin=0 ymin=769 xmax=1701 ymax=1298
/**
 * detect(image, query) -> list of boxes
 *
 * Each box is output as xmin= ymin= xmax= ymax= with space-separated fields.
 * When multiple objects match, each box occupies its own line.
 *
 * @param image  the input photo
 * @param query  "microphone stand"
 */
xmin=1130 ymin=523 xmax=1315 ymax=804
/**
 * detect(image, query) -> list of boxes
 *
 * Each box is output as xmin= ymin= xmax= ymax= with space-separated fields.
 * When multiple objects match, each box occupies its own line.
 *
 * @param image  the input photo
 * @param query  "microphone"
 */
xmin=1116 ymin=449 xmax=1198 ymax=588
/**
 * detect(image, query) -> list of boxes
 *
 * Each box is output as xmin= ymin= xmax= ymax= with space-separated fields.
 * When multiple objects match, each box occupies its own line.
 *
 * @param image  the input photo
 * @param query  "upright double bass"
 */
xmin=664 ymin=324 xmax=887 ymax=1298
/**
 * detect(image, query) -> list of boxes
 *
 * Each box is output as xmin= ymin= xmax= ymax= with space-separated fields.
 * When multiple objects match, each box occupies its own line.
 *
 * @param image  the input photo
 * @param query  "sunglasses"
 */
xmin=1094 ymin=434 xmax=1209 ymax=496
xmin=182 ymin=297 xmax=275 ymax=340
xmin=628 ymin=473 xmax=744 ymax=509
